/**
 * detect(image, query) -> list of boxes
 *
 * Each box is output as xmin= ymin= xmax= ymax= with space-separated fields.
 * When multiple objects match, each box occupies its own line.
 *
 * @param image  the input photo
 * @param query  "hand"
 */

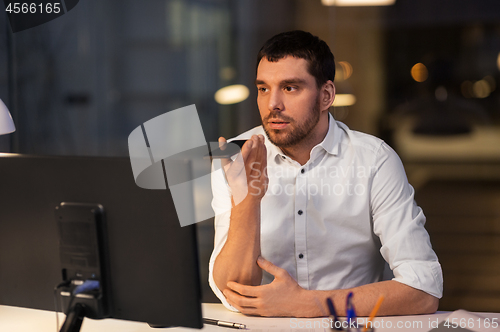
xmin=223 ymin=256 xmax=307 ymax=317
xmin=219 ymin=135 xmax=268 ymax=205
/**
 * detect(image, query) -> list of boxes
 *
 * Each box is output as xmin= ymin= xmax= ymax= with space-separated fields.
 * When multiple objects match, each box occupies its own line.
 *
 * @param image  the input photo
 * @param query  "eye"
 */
xmin=258 ymin=87 xmax=268 ymax=93
xmin=284 ymin=86 xmax=297 ymax=92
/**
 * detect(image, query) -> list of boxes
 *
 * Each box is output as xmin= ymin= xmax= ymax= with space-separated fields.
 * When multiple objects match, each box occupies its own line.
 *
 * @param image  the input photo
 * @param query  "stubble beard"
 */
xmin=262 ymin=97 xmax=321 ymax=148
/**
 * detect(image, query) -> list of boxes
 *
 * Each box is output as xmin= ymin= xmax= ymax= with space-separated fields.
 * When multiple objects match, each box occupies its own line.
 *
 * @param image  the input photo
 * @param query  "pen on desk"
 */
xmin=362 ymin=295 xmax=385 ymax=332
xmin=346 ymin=292 xmax=356 ymax=319
xmin=326 ymin=297 xmax=342 ymax=331
xmin=203 ymin=318 xmax=246 ymax=329
xmin=346 ymin=292 xmax=357 ymax=331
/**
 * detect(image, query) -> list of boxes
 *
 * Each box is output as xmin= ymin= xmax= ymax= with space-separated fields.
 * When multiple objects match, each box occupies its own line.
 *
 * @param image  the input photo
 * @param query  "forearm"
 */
xmin=213 ymin=195 xmax=262 ymax=291
xmin=302 ymin=280 xmax=439 ymax=317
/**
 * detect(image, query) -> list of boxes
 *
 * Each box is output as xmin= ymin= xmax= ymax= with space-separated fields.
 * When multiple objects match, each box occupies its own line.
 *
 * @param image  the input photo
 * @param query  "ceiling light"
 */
xmin=332 ymin=94 xmax=356 ymax=107
xmin=322 ymin=0 xmax=396 ymax=6
xmin=214 ymin=85 xmax=250 ymax=105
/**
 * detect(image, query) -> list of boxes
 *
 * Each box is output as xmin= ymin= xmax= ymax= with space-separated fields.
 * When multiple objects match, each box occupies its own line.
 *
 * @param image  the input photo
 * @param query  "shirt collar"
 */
xmin=268 ymin=112 xmax=341 ymax=162
xmin=319 ymin=112 xmax=341 ymax=156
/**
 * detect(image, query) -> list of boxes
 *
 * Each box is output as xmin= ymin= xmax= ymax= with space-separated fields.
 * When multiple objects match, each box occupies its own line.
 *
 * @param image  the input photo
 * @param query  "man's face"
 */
xmin=255 ymin=56 xmax=322 ymax=148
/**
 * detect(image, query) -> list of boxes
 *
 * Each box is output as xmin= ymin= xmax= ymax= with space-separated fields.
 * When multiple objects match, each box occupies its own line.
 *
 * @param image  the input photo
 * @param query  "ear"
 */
xmin=320 ymin=80 xmax=335 ymax=112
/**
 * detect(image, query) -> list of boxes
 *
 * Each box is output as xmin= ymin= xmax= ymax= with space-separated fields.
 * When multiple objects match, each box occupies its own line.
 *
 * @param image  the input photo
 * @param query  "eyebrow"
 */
xmin=254 ymin=78 xmax=307 ymax=86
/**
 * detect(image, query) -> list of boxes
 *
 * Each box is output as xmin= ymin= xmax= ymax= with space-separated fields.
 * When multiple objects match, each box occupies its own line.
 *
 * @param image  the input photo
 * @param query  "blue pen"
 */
xmin=326 ymin=297 xmax=342 ymax=331
xmin=346 ymin=292 xmax=358 ymax=331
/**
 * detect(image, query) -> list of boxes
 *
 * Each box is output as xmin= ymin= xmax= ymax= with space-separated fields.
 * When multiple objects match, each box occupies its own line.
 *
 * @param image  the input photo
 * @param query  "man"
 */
xmin=209 ymin=30 xmax=443 ymax=317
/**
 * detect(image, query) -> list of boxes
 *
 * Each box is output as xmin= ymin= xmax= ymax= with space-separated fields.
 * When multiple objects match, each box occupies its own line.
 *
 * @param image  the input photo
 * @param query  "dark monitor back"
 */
xmin=0 ymin=154 xmax=202 ymax=328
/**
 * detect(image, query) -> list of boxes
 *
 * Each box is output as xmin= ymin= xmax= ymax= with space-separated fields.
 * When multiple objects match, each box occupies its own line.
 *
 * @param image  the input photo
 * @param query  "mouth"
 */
xmin=268 ymin=120 xmax=290 ymax=130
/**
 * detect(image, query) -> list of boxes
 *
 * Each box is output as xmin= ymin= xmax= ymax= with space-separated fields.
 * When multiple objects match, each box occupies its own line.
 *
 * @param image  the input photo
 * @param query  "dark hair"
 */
xmin=257 ymin=30 xmax=335 ymax=88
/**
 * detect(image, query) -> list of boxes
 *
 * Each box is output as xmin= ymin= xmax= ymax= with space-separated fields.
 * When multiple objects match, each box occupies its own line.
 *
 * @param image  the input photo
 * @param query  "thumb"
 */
xmin=257 ymin=256 xmax=285 ymax=277
xmin=218 ymin=137 xmax=227 ymax=150
xmin=218 ymin=137 xmax=231 ymax=168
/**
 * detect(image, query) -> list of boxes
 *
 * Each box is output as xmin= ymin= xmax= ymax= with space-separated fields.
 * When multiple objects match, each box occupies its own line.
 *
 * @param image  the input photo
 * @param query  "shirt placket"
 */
xmin=294 ymin=164 xmax=309 ymax=289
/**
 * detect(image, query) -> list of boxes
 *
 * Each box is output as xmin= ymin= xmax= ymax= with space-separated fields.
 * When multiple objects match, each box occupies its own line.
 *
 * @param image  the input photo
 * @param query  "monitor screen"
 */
xmin=0 ymin=154 xmax=202 ymax=328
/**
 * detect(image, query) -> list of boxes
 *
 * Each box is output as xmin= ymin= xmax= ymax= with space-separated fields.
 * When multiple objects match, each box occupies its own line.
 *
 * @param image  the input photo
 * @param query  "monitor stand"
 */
xmin=60 ymin=303 xmax=85 ymax=332
xmin=148 ymin=323 xmax=176 ymax=328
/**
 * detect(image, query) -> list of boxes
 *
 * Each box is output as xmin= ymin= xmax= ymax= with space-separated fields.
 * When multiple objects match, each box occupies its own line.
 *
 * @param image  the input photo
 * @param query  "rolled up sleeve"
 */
xmin=208 ymin=160 xmax=239 ymax=311
xmin=371 ymin=142 xmax=443 ymax=298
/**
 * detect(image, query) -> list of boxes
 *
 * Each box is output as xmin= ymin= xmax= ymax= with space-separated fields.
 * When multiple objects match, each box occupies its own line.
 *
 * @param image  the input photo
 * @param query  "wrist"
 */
xmin=244 ymin=192 xmax=263 ymax=204
xmin=232 ymin=192 xmax=262 ymax=207
xmin=301 ymin=289 xmax=324 ymax=317
xmin=229 ymin=195 xmax=262 ymax=232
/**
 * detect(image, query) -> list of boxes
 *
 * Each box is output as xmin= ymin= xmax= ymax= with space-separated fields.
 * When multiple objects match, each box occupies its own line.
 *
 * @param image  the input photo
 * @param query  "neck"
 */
xmin=280 ymin=112 xmax=330 ymax=165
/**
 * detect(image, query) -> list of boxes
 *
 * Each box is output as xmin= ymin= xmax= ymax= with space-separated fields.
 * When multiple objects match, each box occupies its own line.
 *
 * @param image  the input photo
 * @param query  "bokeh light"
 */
xmin=411 ymin=63 xmax=428 ymax=82
xmin=214 ymin=85 xmax=250 ymax=105
xmin=332 ymin=94 xmax=357 ymax=107
xmin=336 ymin=61 xmax=353 ymax=81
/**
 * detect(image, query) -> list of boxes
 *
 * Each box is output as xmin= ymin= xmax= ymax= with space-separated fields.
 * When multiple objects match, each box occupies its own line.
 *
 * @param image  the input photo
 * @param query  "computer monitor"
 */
xmin=0 ymin=154 xmax=203 ymax=328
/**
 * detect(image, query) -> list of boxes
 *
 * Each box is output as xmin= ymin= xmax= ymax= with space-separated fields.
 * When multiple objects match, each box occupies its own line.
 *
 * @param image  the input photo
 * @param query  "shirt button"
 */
xmin=298 ymin=253 xmax=304 ymax=259
xmin=298 ymin=210 xmax=303 ymax=215
xmin=301 ymin=169 xmax=305 ymax=174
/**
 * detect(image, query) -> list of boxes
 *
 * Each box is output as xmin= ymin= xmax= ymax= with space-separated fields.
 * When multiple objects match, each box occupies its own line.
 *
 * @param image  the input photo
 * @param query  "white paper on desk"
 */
xmin=429 ymin=310 xmax=495 ymax=332
xmin=252 ymin=329 xmax=326 ymax=332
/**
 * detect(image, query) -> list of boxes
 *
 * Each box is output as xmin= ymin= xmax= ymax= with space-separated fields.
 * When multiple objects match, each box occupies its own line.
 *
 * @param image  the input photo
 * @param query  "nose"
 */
xmin=268 ymin=89 xmax=284 ymax=112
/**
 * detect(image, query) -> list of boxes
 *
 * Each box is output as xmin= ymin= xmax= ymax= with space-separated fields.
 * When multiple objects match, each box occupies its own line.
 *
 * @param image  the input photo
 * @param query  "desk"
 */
xmin=1 ymin=304 xmax=499 ymax=332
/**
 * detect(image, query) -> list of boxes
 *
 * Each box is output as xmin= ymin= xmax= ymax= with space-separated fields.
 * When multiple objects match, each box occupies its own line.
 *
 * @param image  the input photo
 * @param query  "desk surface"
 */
xmin=1 ymin=303 xmax=499 ymax=332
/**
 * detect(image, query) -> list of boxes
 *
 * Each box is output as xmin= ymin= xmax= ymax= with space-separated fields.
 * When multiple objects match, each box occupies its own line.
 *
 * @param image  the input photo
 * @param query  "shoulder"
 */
xmin=336 ymin=121 xmax=387 ymax=157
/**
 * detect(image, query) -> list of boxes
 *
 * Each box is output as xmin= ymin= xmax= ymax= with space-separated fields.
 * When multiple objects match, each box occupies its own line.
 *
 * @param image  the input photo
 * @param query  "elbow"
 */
xmin=406 ymin=286 xmax=440 ymax=315
xmin=213 ymin=258 xmax=262 ymax=292
xmin=428 ymin=296 xmax=439 ymax=313
xmin=213 ymin=258 xmax=230 ymax=292
xmin=213 ymin=271 xmax=227 ymax=294
xmin=421 ymin=294 xmax=439 ymax=314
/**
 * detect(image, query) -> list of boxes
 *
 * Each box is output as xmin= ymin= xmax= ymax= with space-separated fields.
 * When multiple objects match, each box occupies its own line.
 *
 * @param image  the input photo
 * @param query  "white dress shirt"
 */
xmin=209 ymin=113 xmax=443 ymax=311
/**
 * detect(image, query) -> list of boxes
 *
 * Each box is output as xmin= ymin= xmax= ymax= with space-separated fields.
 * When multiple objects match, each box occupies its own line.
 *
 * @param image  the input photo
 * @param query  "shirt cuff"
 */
xmin=392 ymin=260 xmax=443 ymax=299
xmin=208 ymin=251 xmax=239 ymax=312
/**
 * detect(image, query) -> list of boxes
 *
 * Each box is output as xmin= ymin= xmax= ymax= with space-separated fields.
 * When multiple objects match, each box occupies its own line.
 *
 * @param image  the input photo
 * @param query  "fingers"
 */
xmin=256 ymin=136 xmax=267 ymax=180
xmin=226 ymin=281 xmax=259 ymax=297
xmin=227 ymin=135 xmax=265 ymax=167
xmin=224 ymin=287 xmax=256 ymax=304
xmin=239 ymin=137 xmax=254 ymax=163
xmin=257 ymin=256 xmax=286 ymax=278
xmin=223 ymin=285 xmax=261 ymax=313
xmin=236 ymin=307 xmax=262 ymax=316
xmin=253 ymin=135 xmax=265 ymax=166
xmin=224 ymin=292 xmax=262 ymax=316
xmin=246 ymin=135 xmax=266 ymax=172
xmin=220 ymin=135 xmax=267 ymax=201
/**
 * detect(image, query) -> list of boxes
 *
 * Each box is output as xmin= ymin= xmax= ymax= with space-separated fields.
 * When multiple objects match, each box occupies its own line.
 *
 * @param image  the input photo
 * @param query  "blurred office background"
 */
xmin=1 ymin=0 xmax=499 ymax=311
